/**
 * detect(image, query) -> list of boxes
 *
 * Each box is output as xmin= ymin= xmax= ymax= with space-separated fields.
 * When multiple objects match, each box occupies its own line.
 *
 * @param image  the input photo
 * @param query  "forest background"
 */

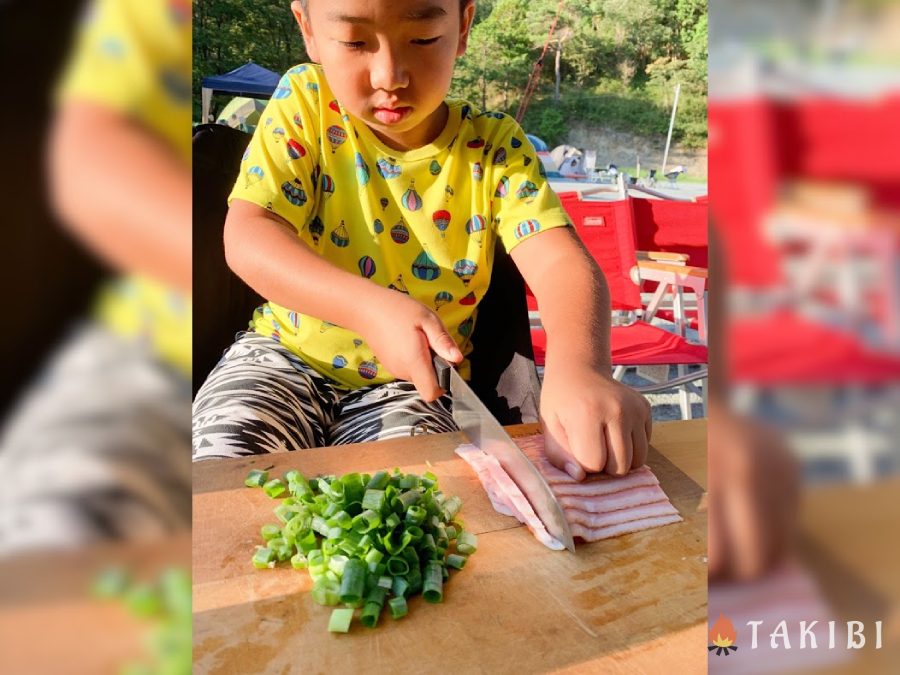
xmin=193 ymin=0 xmax=707 ymax=173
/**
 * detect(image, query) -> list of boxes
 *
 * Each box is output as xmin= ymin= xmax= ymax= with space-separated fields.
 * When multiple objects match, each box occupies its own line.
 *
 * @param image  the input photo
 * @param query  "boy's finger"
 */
xmin=420 ymin=316 xmax=463 ymax=363
xmin=603 ymin=422 xmax=632 ymax=476
xmin=631 ymin=426 xmax=649 ymax=469
xmin=540 ymin=416 xmax=585 ymax=481
xmin=409 ymin=358 xmax=442 ymax=402
xmin=564 ymin=415 xmax=606 ymax=474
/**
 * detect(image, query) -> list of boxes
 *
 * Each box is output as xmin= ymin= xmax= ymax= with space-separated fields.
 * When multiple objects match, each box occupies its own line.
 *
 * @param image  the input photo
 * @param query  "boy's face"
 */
xmin=293 ymin=0 xmax=475 ymax=151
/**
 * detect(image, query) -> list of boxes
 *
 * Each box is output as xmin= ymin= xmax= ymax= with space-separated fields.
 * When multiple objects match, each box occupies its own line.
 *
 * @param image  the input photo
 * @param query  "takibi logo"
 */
xmin=709 ymin=614 xmax=739 ymax=656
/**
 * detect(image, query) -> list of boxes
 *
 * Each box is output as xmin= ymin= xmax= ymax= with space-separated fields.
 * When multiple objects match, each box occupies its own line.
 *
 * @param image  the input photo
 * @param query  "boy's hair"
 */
xmin=298 ymin=0 xmax=473 ymax=15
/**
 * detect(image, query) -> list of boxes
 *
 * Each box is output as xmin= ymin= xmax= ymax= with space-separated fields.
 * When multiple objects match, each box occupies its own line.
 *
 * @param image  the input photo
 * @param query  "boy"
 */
xmin=193 ymin=0 xmax=651 ymax=480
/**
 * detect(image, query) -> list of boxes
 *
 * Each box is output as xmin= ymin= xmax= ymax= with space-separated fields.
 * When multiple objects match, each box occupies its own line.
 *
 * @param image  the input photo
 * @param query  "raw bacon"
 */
xmin=455 ymin=434 xmax=682 ymax=548
xmin=454 ymin=444 xmax=565 ymax=550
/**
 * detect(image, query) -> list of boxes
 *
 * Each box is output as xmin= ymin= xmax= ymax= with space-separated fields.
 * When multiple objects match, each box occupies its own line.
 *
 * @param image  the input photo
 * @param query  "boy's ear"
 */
xmin=291 ymin=1 xmax=320 ymax=62
xmin=456 ymin=1 xmax=476 ymax=58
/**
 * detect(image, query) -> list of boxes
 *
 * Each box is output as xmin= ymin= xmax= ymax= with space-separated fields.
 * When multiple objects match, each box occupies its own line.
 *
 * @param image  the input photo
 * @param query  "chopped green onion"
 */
xmin=456 ymin=531 xmax=478 ymax=555
xmin=386 ymin=556 xmax=410 ymax=577
xmin=384 ymin=513 xmax=401 ymax=530
xmin=269 ymin=537 xmax=292 ymax=561
xmin=263 ymin=479 xmax=287 ymax=498
xmin=405 ymin=505 xmax=427 ymax=526
xmin=339 ymin=559 xmax=366 ymax=604
xmin=361 ymin=489 xmax=385 ymax=513
xmin=391 ymin=576 xmax=409 ymax=598
xmin=245 ymin=469 xmax=268 ymax=488
xmin=389 ymin=596 xmax=408 ymax=619
xmin=328 ymin=608 xmax=354 ymax=633
xmin=252 ymin=547 xmax=276 ymax=569
xmin=366 ymin=471 xmax=390 ymax=490
xmin=377 ymin=575 xmax=393 ymax=590
xmin=446 ymin=554 xmax=467 ymax=570
xmin=311 ymin=578 xmax=341 ymax=606
xmin=291 ymin=553 xmax=309 ymax=570
xmin=360 ymin=601 xmax=382 ymax=628
xmin=260 ymin=524 xmax=281 ymax=541
xmin=92 ymin=567 xmax=130 ymax=599
xmin=423 ymin=561 xmax=443 ymax=603
xmin=351 ymin=509 xmax=381 ymax=533
xmin=328 ymin=555 xmax=349 ymax=577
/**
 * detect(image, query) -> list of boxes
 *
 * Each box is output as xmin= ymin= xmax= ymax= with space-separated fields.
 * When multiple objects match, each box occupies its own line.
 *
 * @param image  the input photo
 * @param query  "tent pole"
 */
xmin=202 ymin=88 xmax=213 ymax=123
xmin=661 ymin=82 xmax=681 ymax=176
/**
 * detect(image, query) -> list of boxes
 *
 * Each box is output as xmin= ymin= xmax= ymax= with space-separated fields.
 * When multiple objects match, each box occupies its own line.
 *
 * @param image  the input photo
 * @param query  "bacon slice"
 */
xmin=565 ymin=501 xmax=679 ymax=528
xmin=570 ymin=514 xmax=683 ymax=542
xmin=558 ymin=484 xmax=671 ymax=513
xmin=454 ymin=444 xmax=565 ymax=550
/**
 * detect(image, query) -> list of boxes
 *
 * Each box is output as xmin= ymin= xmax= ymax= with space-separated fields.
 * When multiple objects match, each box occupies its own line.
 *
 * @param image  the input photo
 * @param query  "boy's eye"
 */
xmin=340 ymin=41 xmax=366 ymax=50
xmin=412 ymin=37 xmax=440 ymax=46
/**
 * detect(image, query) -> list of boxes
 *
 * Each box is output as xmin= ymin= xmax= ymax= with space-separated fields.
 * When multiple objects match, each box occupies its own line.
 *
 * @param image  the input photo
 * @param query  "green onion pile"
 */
xmin=246 ymin=467 xmax=477 ymax=632
xmin=92 ymin=566 xmax=191 ymax=675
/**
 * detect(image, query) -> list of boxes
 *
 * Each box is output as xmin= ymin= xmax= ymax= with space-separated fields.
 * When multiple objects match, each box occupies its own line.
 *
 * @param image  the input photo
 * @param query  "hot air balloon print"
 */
xmin=494 ymin=175 xmax=509 ymax=198
xmin=452 ymin=259 xmax=478 ymax=286
xmin=376 ymin=158 xmax=401 ymax=180
xmin=390 ymin=221 xmax=409 ymax=244
xmin=460 ymin=291 xmax=477 ymax=306
xmin=434 ymin=291 xmax=453 ymax=309
xmin=515 ymin=180 xmax=539 ymax=203
xmin=372 ymin=218 xmax=384 ymax=235
xmin=358 ymin=360 xmax=378 ymax=380
xmin=432 ymin=210 xmax=451 ymax=238
xmin=401 ymin=181 xmax=423 ymax=212
xmin=320 ymin=321 xmax=336 ymax=333
xmin=245 ymin=165 xmax=264 ymax=187
xmin=472 ymin=162 xmax=483 ymax=182
xmin=539 ymin=162 xmax=547 ymax=178
xmin=288 ymin=64 xmax=308 ymax=75
xmin=379 ymin=197 xmax=389 ymax=211
xmin=483 ymin=142 xmax=493 ymax=157
xmin=287 ymin=138 xmax=306 ymax=160
xmin=320 ymin=174 xmax=335 ymax=200
xmin=459 ymin=316 xmax=474 ymax=338
xmin=465 ymin=215 xmax=487 ymax=246
xmin=412 ymin=250 xmax=441 ymax=281
xmin=353 ymin=339 xmax=363 ymax=347
xmin=306 ymin=82 xmax=319 ymax=99
xmin=388 ymin=275 xmax=409 ymax=294
xmin=445 ymin=186 xmax=454 ymax=202
xmin=510 ymin=137 xmax=523 ymax=148
xmin=326 ymin=125 xmax=347 ymax=153
xmin=523 ymin=155 xmax=533 ymax=166
xmin=293 ymin=112 xmax=303 ymax=127
xmin=241 ymin=146 xmax=251 ymax=162
xmin=355 ymin=153 xmax=370 ymax=186
xmin=272 ymin=86 xmax=291 ymax=100
xmin=492 ymin=147 xmax=507 ymax=166
xmin=281 ymin=178 xmax=307 ymax=206
xmin=429 ymin=160 xmax=441 ymax=175
xmin=330 ymin=221 xmax=350 ymax=247
xmin=467 ymin=137 xmax=485 ymax=149
xmin=358 ymin=255 xmax=376 ymax=278
xmin=272 ymin=127 xmax=285 ymax=143
xmin=309 ymin=216 xmax=324 ymax=245
xmin=311 ymin=164 xmax=321 ymax=189
xmin=329 ymin=99 xmax=341 ymax=113
xmin=514 ymin=219 xmax=541 ymax=240
xmin=461 ymin=104 xmax=471 ymax=120
xmin=332 ymin=355 xmax=348 ymax=369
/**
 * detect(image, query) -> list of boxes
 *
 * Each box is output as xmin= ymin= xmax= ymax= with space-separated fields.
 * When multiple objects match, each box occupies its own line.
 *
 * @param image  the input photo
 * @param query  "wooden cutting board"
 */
xmin=193 ymin=422 xmax=707 ymax=673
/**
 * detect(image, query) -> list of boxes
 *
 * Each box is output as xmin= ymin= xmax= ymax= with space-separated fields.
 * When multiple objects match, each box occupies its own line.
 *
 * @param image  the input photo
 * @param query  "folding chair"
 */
xmin=528 ymin=196 xmax=708 ymax=419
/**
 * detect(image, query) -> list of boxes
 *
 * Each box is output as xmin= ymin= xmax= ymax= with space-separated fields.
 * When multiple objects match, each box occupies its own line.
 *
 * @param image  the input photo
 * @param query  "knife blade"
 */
xmin=434 ymin=355 xmax=575 ymax=552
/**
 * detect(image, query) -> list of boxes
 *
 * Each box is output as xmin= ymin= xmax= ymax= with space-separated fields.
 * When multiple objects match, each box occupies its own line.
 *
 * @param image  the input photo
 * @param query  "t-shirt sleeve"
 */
xmin=491 ymin=120 xmax=572 ymax=251
xmin=57 ymin=0 xmax=177 ymax=114
xmin=227 ymin=69 xmax=320 ymax=236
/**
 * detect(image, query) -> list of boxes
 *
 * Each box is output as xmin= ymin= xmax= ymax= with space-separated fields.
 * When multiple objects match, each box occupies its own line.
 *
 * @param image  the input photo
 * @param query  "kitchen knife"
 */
xmin=434 ymin=354 xmax=575 ymax=552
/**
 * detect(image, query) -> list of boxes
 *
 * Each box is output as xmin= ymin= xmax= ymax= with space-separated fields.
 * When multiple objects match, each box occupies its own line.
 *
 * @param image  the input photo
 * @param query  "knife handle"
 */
xmin=432 ymin=353 xmax=451 ymax=393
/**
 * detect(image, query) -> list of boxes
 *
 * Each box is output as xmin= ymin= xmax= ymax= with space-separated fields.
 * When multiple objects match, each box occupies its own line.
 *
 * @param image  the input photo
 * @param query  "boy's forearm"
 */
xmin=49 ymin=101 xmax=192 ymax=295
xmin=224 ymin=200 xmax=388 ymax=334
xmin=514 ymin=228 xmax=612 ymax=371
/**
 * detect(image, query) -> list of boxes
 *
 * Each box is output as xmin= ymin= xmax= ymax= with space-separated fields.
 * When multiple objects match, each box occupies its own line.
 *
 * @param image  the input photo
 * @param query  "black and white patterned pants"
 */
xmin=192 ymin=332 xmax=457 ymax=460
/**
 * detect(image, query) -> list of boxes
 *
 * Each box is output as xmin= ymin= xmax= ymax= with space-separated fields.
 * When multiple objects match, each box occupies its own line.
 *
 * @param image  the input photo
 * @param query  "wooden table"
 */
xmin=193 ymin=421 xmax=708 ymax=674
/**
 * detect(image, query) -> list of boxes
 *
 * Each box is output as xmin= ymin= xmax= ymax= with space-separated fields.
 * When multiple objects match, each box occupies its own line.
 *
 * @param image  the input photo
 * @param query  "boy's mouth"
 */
xmin=372 ymin=106 xmax=412 ymax=125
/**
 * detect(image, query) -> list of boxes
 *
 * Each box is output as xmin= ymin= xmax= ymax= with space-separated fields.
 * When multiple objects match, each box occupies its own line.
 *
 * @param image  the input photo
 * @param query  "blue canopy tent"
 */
xmin=200 ymin=62 xmax=281 ymax=123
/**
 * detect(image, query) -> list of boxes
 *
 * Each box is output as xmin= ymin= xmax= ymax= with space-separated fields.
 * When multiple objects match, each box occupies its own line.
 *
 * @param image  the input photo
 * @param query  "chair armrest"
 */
xmin=637 ymin=260 xmax=708 ymax=279
xmin=637 ymin=250 xmax=690 ymax=263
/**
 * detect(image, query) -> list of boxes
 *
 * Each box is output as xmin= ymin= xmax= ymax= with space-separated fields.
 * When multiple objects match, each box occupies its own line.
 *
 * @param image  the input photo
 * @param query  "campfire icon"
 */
xmin=708 ymin=614 xmax=739 ymax=656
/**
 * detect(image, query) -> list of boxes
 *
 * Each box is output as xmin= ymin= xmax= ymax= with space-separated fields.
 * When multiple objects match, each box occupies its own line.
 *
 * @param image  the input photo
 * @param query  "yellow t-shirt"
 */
xmin=230 ymin=63 xmax=571 ymax=389
xmin=57 ymin=0 xmax=192 ymax=375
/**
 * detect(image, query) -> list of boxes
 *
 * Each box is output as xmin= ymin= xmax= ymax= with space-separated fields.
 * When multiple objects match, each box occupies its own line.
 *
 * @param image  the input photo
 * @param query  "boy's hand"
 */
xmin=360 ymin=290 xmax=462 ymax=402
xmin=539 ymin=363 xmax=652 ymax=480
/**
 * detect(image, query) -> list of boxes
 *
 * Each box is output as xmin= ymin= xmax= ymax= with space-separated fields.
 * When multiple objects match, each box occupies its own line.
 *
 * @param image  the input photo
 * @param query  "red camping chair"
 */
xmin=528 ymin=196 xmax=708 ymax=418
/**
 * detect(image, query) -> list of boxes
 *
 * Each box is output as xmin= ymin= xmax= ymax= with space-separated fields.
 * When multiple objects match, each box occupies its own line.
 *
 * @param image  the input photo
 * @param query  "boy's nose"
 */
xmin=369 ymin=47 xmax=409 ymax=92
